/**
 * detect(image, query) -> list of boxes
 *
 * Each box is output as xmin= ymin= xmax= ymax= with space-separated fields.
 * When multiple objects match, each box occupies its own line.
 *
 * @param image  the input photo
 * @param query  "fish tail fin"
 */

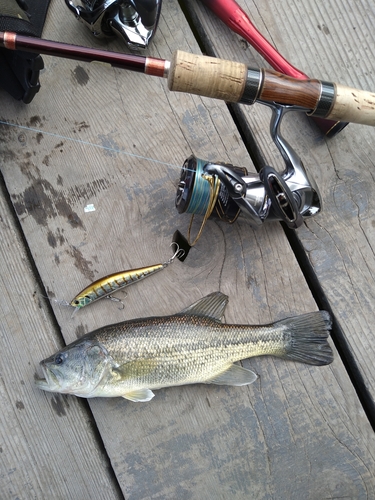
xmin=277 ymin=311 xmax=333 ymax=366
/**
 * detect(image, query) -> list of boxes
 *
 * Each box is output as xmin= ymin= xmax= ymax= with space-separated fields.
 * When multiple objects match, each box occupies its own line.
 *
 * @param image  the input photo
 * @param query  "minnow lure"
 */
xmin=70 ymin=246 xmax=183 ymax=311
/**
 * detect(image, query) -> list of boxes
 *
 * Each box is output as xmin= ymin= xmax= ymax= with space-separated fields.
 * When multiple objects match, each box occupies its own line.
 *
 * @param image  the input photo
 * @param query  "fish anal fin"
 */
xmin=208 ymin=364 xmax=258 ymax=386
xmin=122 ymin=389 xmax=155 ymax=402
xmin=179 ymin=292 xmax=228 ymax=322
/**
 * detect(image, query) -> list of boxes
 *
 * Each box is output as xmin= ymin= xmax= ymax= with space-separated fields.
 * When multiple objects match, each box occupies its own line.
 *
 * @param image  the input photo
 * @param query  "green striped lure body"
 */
xmin=70 ymin=246 xmax=183 ymax=312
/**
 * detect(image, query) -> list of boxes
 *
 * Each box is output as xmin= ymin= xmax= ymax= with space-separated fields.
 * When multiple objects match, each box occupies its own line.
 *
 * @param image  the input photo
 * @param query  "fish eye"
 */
xmin=54 ymin=353 xmax=65 ymax=365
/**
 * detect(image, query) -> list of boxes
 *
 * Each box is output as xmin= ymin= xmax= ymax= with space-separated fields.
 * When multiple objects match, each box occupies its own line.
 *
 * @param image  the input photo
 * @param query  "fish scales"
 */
xmin=93 ymin=315 xmax=287 ymax=368
xmin=36 ymin=292 xmax=333 ymax=402
xmin=90 ymin=316 xmax=287 ymax=390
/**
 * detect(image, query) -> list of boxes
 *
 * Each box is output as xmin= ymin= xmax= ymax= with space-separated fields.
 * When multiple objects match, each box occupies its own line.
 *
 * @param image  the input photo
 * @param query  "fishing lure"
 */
xmin=70 ymin=245 xmax=183 ymax=312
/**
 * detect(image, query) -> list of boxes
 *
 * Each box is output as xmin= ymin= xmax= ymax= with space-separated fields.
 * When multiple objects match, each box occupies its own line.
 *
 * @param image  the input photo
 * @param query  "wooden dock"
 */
xmin=1 ymin=0 xmax=375 ymax=498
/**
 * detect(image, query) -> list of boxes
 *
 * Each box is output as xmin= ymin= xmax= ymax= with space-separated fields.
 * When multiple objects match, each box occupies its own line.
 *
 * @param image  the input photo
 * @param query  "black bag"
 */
xmin=0 ymin=0 xmax=51 ymax=103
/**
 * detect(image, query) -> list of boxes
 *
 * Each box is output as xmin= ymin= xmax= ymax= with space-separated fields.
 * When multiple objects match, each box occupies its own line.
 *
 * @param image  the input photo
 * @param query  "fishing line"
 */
xmin=185 ymin=158 xmax=212 ymax=215
xmin=1 ymin=119 xmax=225 ymax=253
xmin=186 ymin=172 xmax=220 ymax=247
xmin=0 ymin=119 xmax=191 ymax=172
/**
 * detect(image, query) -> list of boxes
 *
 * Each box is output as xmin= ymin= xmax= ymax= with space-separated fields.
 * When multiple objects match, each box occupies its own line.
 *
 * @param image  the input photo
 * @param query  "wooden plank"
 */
xmin=0 ymin=182 xmax=121 ymax=498
xmin=184 ymin=0 xmax=375 ymax=412
xmin=0 ymin=0 xmax=375 ymax=498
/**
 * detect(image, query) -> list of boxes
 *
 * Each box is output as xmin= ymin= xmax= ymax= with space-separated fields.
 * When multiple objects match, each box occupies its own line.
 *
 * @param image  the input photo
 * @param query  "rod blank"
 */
xmin=1 ymin=31 xmax=375 ymax=127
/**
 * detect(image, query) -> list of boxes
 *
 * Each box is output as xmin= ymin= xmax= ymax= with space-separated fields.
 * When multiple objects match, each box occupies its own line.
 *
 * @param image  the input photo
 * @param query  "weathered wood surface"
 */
xmin=0 ymin=0 xmax=375 ymax=498
xmin=0 ymin=184 xmax=121 ymax=498
xmin=184 ymin=0 xmax=375 ymax=414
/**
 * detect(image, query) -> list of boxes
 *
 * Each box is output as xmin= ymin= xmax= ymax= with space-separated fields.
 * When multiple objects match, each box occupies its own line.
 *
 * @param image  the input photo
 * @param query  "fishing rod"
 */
xmin=63 ymin=0 xmax=345 ymax=136
xmin=200 ymin=0 xmax=305 ymax=79
xmin=198 ymin=0 xmax=347 ymax=136
xmin=1 ymin=31 xmax=375 ymax=127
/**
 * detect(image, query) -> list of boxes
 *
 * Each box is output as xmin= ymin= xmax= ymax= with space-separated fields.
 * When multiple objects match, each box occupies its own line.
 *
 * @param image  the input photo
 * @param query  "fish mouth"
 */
xmin=34 ymin=362 xmax=59 ymax=392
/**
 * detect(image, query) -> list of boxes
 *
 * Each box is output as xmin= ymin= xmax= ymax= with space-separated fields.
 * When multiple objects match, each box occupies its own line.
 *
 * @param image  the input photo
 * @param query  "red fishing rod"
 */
xmin=1 ymin=31 xmax=375 ymax=128
xmin=199 ymin=0 xmax=347 ymax=136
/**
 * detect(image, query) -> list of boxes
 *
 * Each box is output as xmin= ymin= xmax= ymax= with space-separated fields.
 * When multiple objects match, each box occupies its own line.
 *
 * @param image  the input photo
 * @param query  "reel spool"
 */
xmin=176 ymin=156 xmax=249 ymax=223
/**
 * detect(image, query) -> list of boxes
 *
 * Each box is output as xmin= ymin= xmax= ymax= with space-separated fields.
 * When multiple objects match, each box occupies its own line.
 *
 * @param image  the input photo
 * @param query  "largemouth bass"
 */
xmin=35 ymin=292 xmax=333 ymax=402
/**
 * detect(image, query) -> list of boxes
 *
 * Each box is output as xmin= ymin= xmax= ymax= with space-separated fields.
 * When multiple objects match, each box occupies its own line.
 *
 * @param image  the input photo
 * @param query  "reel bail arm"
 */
xmin=203 ymin=163 xmax=263 ymax=227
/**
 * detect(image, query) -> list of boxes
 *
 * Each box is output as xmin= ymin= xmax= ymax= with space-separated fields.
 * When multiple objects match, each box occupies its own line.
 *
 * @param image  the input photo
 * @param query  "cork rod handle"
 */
xmin=167 ymin=51 xmax=324 ymax=108
xmin=167 ymin=50 xmax=248 ymax=102
xmin=168 ymin=50 xmax=375 ymax=127
xmin=323 ymin=84 xmax=375 ymax=126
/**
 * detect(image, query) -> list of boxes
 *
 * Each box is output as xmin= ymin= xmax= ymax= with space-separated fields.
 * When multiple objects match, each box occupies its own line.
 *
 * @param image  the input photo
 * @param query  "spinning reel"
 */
xmin=65 ymin=0 xmax=162 ymax=49
xmin=175 ymin=103 xmax=322 ymax=238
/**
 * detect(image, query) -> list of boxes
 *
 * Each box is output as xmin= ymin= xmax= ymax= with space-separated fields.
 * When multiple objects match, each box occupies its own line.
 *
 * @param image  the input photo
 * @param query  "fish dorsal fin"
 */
xmin=179 ymin=292 xmax=229 ymax=322
xmin=208 ymin=364 xmax=258 ymax=386
xmin=122 ymin=389 xmax=155 ymax=402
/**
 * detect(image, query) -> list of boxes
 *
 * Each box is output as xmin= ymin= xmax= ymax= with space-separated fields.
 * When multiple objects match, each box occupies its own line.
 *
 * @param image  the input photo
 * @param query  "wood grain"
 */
xmin=260 ymin=69 xmax=321 ymax=109
xmin=182 ymin=0 xmax=375 ymax=422
xmin=0 ymin=184 xmax=121 ymax=498
xmin=179 ymin=0 xmax=375 ymax=495
xmin=0 ymin=0 xmax=375 ymax=498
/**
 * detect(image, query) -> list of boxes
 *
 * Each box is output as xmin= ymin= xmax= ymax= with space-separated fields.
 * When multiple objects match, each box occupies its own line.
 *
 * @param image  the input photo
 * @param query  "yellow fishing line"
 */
xmin=187 ymin=173 xmax=220 ymax=246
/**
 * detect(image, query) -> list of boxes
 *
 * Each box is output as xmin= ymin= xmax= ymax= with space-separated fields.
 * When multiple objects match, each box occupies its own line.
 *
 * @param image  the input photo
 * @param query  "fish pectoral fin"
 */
xmin=208 ymin=364 xmax=258 ymax=386
xmin=122 ymin=389 xmax=155 ymax=402
xmin=179 ymin=292 xmax=228 ymax=322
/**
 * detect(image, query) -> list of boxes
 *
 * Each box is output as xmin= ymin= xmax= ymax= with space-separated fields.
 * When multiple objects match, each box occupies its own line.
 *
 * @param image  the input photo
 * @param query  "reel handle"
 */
xmin=64 ymin=0 xmax=161 ymax=48
xmin=168 ymin=50 xmax=375 ymax=127
xmin=260 ymin=166 xmax=303 ymax=228
xmin=132 ymin=0 xmax=162 ymax=28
